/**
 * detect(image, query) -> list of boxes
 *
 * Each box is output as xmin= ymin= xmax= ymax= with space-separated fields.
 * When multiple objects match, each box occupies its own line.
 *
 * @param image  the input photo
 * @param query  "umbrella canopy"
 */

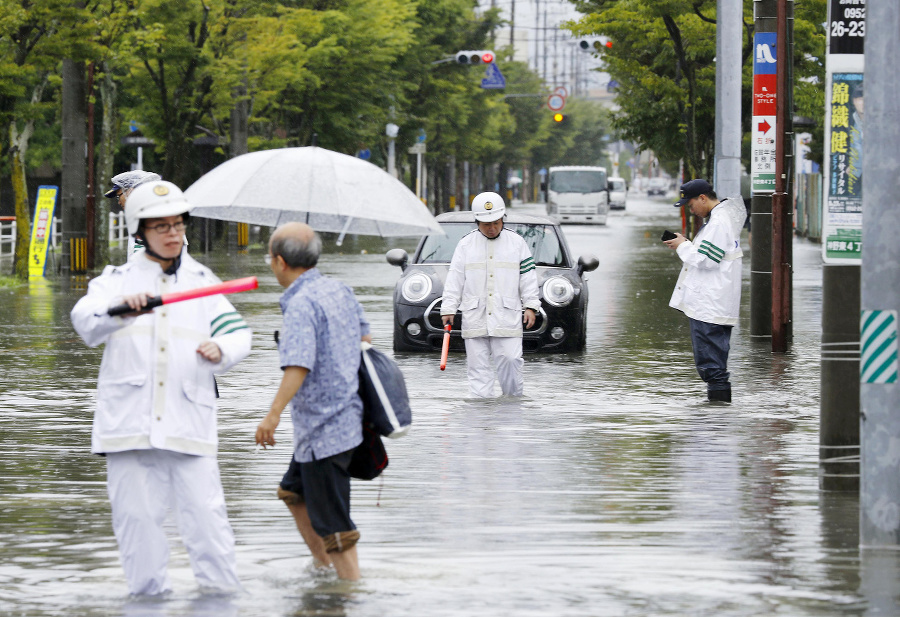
xmin=184 ymin=147 xmax=443 ymax=238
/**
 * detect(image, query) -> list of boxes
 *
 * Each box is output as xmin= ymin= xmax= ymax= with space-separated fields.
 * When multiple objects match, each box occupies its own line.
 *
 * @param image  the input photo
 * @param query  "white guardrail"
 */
xmin=0 ymin=212 xmax=128 ymax=258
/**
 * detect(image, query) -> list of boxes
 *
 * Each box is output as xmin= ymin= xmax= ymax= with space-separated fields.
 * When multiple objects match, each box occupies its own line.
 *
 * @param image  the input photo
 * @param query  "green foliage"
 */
xmin=569 ymin=0 xmax=828 ymax=176
xmin=792 ymin=0 xmax=826 ymax=165
xmin=568 ymin=0 xmax=725 ymax=178
xmin=531 ymin=98 xmax=612 ymax=168
xmin=0 ymin=274 xmax=24 ymax=288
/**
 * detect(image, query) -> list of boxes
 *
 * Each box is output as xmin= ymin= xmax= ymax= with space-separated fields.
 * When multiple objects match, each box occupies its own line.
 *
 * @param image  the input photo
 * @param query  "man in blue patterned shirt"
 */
xmin=256 ymin=222 xmax=371 ymax=580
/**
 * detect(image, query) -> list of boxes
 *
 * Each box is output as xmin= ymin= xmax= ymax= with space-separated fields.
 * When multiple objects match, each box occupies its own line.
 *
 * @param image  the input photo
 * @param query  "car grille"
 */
xmin=424 ymin=298 xmax=546 ymax=334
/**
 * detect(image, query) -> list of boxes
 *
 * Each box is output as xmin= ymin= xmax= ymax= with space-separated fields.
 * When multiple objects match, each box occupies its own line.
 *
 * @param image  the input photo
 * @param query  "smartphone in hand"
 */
xmin=661 ymin=230 xmax=677 ymax=242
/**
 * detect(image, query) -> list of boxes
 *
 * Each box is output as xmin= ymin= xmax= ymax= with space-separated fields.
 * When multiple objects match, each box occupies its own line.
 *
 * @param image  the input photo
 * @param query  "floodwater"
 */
xmin=1 ymin=196 xmax=898 ymax=616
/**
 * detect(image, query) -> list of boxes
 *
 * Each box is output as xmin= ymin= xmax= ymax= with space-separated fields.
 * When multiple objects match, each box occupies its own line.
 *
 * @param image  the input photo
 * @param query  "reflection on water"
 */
xmin=0 ymin=200 xmax=887 ymax=616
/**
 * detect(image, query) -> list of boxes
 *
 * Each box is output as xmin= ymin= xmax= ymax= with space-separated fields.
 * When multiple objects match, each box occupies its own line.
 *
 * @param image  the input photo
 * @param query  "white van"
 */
xmin=545 ymin=166 xmax=610 ymax=224
xmin=608 ymin=177 xmax=627 ymax=210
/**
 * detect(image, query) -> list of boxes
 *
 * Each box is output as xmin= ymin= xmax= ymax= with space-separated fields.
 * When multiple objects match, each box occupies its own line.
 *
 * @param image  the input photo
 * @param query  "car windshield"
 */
xmin=610 ymin=179 xmax=626 ymax=191
xmin=417 ymin=222 xmax=567 ymax=267
xmin=549 ymin=170 xmax=607 ymax=194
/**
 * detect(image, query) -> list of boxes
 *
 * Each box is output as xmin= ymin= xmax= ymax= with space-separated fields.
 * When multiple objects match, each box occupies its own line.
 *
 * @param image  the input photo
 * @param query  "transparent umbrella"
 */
xmin=184 ymin=147 xmax=443 ymax=242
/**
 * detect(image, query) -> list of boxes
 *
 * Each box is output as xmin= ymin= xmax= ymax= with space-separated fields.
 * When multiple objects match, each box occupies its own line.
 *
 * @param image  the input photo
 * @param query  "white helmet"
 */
xmin=471 ymin=191 xmax=506 ymax=222
xmin=104 ymin=170 xmax=161 ymax=198
xmin=125 ymin=180 xmax=193 ymax=235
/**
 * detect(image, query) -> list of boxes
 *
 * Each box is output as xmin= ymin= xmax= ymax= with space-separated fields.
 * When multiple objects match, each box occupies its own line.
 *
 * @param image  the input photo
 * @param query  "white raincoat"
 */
xmin=669 ymin=196 xmax=747 ymax=325
xmin=71 ymin=251 xmax=251 ymax=455
xmin=70 ymin=250 xmax=251 ymax=595
xmin=441 ymin=228 xmax=541 ymax=338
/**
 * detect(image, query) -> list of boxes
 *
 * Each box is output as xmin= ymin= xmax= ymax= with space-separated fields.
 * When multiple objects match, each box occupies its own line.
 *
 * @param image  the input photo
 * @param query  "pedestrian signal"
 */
xmin=455 ymin=50 xmax=495 ymax=64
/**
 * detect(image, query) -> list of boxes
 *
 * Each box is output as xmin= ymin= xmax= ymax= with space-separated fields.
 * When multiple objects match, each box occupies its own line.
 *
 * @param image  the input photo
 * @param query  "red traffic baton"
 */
xmin=107 ymin=276 xmax=259 ymax=316
xmin=439 ymin=323 xmax=451 ymax=370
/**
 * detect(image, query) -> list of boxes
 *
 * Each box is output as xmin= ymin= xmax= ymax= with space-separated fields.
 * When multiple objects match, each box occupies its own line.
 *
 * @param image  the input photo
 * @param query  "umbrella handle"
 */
xmin=440 ymin=323 xmax=451 ymax=371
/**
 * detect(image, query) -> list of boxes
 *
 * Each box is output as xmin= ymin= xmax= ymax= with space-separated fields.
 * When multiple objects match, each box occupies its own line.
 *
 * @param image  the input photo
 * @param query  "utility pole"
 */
xmin=771 ymin=0 xmax=793 ymax=352
xmin=533 ymin=0 xmax=540 ymax=73
xmin=542 ymin=5 xmax=548 ymax=82
xmin=819 ymin=0 xmax=866 ymax=492
xmin=61 ymin=59 xmax=87 ymax=276
xmin=750 ymin=0 xmax=776 ymax=339
xmin=510 ymin=0 xmax=515 ymax=50
xmin=860 ymin=1 xmax=897 ymax=546
xmin=714 ymin=0 xmax=742 ymax=199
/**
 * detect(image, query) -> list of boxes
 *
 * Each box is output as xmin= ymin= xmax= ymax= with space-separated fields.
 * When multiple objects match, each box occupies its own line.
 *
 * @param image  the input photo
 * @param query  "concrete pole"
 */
xmin=819 ymin=0 xmax=861 ymax=492
xmin=860 ymin=1 xmax=900 ymax=547
xmin=714 ymin=0 xmax=742 ymax=199
xmin=61 ymin=59 xmax=87 ymax=276
xmin=750 ymin=0 xmax=775 ymax=339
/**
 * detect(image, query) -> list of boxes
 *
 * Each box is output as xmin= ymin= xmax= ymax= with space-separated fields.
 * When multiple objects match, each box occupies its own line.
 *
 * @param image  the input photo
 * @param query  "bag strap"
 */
xmin=361 ymin=348 xmax=401 ymax=433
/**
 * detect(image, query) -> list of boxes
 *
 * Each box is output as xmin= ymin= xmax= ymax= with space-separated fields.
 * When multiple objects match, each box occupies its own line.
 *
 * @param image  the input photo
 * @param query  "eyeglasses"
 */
xmin=144 ymin=221 xmax=187 ymax=234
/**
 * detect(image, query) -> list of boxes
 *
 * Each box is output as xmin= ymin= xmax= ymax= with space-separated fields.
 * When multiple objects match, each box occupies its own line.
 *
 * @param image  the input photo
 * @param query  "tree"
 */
xmin=0 ymin=0 xmax=90 ymax=278
xmin=568 ymin=0 xmax=827 ymax=178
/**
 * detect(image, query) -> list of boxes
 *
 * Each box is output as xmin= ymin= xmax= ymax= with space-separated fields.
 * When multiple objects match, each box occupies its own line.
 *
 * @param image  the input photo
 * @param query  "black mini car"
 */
xmin=386 ymin=212 xmax=599 ymax=353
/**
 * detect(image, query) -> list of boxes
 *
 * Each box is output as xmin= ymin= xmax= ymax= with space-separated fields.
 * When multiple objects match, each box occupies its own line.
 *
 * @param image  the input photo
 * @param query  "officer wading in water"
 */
xmin=441 ymin=192 xmax=541 ymax=398
xmin=71 ymin=181 xmax=251 ymax=595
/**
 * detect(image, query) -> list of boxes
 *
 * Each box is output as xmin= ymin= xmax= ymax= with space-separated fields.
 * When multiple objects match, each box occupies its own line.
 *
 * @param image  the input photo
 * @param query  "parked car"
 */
xmin=647 ymin=177 xmax=669 ymax=196
xmin=386 ymin=212 xmax=599 ymax=353
xmin=608 ymin=177 xmax=627 ymax=210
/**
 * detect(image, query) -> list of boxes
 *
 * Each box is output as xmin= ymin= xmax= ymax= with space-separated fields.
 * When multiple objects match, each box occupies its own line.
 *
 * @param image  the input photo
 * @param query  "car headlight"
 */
xmin=401 ymin=273 xmax=433 ymax=303
xmin=542 ymin=276 xmax=575 ymax=307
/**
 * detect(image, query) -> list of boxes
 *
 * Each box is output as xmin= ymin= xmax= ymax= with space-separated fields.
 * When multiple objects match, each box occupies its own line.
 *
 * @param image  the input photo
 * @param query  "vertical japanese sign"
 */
xmin=752 ymin=32 xmax=777 ymax=193
xmin=823 ymin=0 xmax=865 ymax=264
xmin=27 ymin=186 xmax=58 ymax=279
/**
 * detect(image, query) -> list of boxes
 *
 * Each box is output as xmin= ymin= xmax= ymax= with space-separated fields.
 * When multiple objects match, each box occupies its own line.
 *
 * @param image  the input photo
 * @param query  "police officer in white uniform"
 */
xmin=441 ymin=192 xmax=541 ymax=397
xmin=104 ymin=170 xmax=162 ymax=259
xmin=71 ymin=181 xmax=251 ymax=595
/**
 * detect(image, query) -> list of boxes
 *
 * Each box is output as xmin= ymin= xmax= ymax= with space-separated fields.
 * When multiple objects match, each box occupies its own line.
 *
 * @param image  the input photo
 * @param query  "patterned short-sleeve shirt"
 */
xmin=278 ymin=268 xmax=370 ymax=462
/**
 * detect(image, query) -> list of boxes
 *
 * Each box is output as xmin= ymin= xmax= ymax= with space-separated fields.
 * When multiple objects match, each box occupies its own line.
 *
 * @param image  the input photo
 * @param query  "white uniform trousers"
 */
xmin=106 ymin=449 xmax=240 ymax=595
xmin=464 ymin=336 xmax=524 ymax=398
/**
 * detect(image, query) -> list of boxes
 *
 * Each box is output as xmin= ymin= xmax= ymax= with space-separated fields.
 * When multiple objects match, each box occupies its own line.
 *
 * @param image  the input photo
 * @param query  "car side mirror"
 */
xmin=577 ymin=254 xmax=599 ymax=275
xmin=386 ymin=248 xmax=409 ymax=271
xmin=607 ymin=181 xmax=613 ymax=191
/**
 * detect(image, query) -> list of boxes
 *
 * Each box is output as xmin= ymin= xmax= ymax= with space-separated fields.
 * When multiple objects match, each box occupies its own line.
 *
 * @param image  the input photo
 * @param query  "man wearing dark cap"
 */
xmin=663 ymin=179 xmax=747 ymax=402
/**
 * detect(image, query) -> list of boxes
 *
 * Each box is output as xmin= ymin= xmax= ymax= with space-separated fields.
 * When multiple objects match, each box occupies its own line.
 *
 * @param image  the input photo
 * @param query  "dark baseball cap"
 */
xmin=674 ymin=178 xmax=713 ymax=207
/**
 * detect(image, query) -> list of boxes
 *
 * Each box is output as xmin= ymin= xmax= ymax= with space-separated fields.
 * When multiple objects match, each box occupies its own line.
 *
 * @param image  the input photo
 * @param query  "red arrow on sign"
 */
xmin=757 ymin=118 xmax=772 ymax=134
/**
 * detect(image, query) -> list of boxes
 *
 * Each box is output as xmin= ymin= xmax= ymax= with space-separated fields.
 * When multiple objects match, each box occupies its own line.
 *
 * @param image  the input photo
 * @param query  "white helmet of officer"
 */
xmin=124 ymin=180 xmax=193 ymax=235
xmin=471 ymin=192 xmax=506 ymax=222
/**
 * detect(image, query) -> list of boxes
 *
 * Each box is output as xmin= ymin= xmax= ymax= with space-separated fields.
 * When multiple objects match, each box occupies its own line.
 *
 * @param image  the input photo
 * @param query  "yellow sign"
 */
xmin=28 ymin=186 xmax=59 ymax=279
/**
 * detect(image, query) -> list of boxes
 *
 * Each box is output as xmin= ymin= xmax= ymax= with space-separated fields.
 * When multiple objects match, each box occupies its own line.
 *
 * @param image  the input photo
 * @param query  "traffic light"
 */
xmin=578 ymin=38 xmax=612 ymax=52
xmin=552 ymin=113 xmax=568 ymax=124
xmin=455 ymin=50 xmax=495 ymax=64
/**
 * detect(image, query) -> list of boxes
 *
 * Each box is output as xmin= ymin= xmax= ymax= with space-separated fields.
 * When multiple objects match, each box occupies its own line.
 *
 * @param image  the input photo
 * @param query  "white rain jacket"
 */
xmin=669 ymin=196 xmax=747 ymax=326
xmin=441 ymin=228 xmax=541 ymax=338
xmin=71 ymin=251 xmax=252 ymax=456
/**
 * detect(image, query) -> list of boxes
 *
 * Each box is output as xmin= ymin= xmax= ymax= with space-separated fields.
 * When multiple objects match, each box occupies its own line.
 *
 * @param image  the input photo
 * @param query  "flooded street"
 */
xmin=1 ymin=196 xmax=896 ymax=616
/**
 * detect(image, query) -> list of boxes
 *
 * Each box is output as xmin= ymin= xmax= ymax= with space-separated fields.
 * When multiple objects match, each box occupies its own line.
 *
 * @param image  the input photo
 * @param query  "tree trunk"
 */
xmin=95 ymin=65 xmax=118 ymax=267
xmin=9 ymin=78 xmax=46 ymax=279
xmin=230 ymin=81 xmax=249 ymax=158
xmin=10 ymin=122 xmax=31 ymax=279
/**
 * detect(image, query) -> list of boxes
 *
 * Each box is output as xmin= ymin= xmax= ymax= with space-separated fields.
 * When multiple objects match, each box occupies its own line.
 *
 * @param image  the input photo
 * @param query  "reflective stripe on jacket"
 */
xmin=70 ymin=252 xmax=252 ymax=456
xmin=441 ymin=228 xmax=541 ymax=338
